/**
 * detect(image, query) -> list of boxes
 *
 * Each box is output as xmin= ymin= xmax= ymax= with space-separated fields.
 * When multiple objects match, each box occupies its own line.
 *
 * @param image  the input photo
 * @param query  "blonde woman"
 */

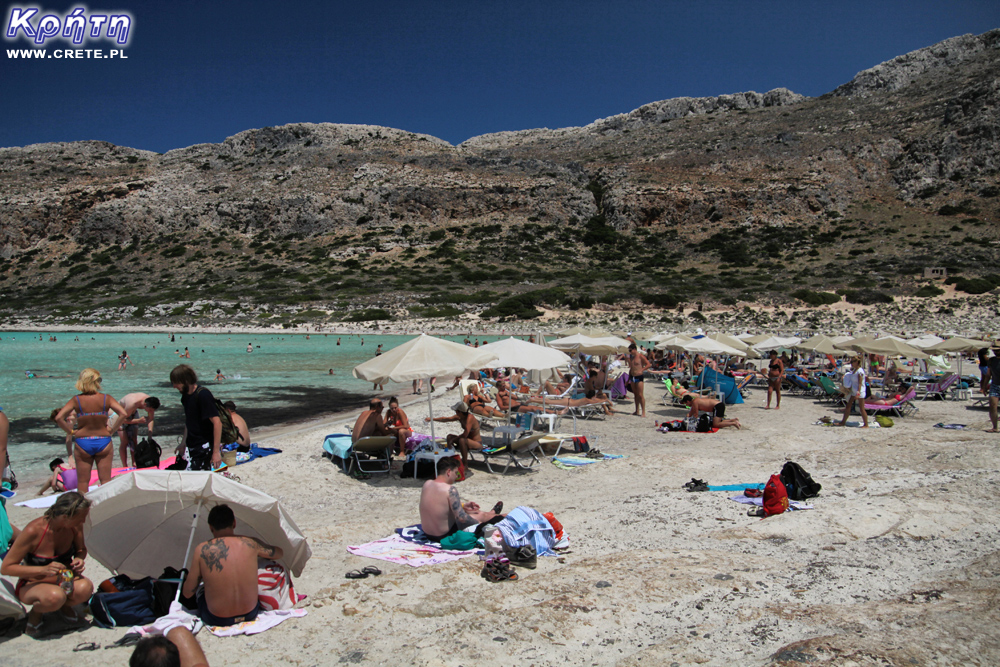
xmin=1 ymin=492 xmax=94 ymax=637
xmin=54 ymin=369 xmax=128 ymax=494
xmin=837 ymin=356 xmax=869 ymax=428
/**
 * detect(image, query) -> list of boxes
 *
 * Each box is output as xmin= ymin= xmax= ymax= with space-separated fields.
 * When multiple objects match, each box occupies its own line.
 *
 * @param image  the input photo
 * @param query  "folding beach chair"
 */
xmin=473 ymin=432 xmax=545 ymax=474
xmin=860 ymin=388 xmax=919 ymax=418
xmin=785 ymin=374 xmax=816 ymax=396
xmin=920 ymin=374 xmax=958 ymax=401
xmin=349 ymin=436 xmax=395 ymax=475
xmin=816 ymin=376 xmax=846 ymax=405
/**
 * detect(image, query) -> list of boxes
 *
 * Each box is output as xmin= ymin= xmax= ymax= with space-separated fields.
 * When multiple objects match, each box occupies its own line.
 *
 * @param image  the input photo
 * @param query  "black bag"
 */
xmin=90 ymin=577 xmax=157 ymax=628
xmin=400 ymin=459 xmax=437 ymax=480
xmin=696 ymin=413 xmax=713 ymax=433
xmin=152 ymin=567 xmax=182 ymax=617
xmin=134 ymin=437 xmax=162 ymax=469
xmin=780 ymin=461 xmax=822 ymax=501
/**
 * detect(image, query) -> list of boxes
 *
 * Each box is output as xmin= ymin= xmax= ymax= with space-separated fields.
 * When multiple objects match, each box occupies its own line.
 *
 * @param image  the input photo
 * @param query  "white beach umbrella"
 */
xmin=650 ymin=332 xmax=689 ymax=344
xmin=906 ymin=334 xmax=945 ymax=349
xmin=925 ymin=337 xmax=989 ymax=353
xmin=548 ymin=334 xmax=631 ymax=356
xmin=85 ymin=471 xmax=312 ymax=599
xmin=752 ymin=336 xmax=803 ymax=352
xmin=653 ymin=334 xmax=695 ymax=350
xmin=681 ymin=338 xmax=745 ymax=356
xmin=480 ymin=337 xmax=572 ymax=370
xmin=353 ymin=334 xmax=498 ymax=438
xmin=845 ymin=337 xmax=928 ymax=359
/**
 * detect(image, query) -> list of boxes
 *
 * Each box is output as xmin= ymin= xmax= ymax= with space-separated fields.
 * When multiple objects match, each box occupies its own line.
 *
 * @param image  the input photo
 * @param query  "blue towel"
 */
xmin=248 ymin=444 xmax=283 ymax=462
xmin=707 ymin=483 xmax=764 ymax=492
xmin=322 ymin=434 xmax=353 ymax=460
xmin=496 ymin=506 xmax=557 ymax=556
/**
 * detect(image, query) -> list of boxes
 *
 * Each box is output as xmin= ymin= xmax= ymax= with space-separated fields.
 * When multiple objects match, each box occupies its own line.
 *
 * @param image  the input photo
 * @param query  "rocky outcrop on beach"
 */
xmin=0 ymin=29 xmax=998 ymax=325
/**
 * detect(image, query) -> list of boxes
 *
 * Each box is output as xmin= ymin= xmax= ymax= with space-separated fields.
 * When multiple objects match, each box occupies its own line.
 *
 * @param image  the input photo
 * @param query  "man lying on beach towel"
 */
xmin=419 ymin=457 xmax=501 ymax=542
xmin=681 ymin=395 xmax=741 ymax=430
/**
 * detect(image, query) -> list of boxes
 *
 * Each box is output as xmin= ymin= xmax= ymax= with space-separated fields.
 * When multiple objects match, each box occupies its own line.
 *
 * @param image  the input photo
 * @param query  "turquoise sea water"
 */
xmin=1 ymin=331 xmax=496 ymax=483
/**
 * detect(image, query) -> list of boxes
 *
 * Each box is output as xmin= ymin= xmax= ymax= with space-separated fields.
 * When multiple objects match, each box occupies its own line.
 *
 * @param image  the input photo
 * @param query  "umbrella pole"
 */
xmin=427 ymin=378 xmax=435 ymax=441
xmin=174 ymin=497 xmax=206 ymax=603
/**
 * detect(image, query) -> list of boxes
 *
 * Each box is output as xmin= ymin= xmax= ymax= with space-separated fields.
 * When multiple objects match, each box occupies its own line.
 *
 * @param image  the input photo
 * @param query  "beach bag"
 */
xmin=875 ymin=415 xmax=894 ymax=428
xmin=762 ymin=474 xmax=789 ymax=517
xmin=152 ymin=567 xmax=182 ymax=617
xmin=195 ymin=388 xmax=240 ymax=446
xmin=258 ymin=561 xmax=298 ymax=611
xmin=779 ymin=461 xmax=821 ymax=501
xmin=90 ymin=577 xmax=157 ymax=628
xmin=572 ymin=436 xmax=590 ymax=453
xmin=696 ymin=413 xmax=713 ymax=433
xmin=134 ymin=437 xmax=161 ymax=469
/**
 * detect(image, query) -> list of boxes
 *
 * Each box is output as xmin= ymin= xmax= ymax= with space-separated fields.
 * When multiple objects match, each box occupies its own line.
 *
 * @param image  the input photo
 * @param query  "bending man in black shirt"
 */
xmin=170 ymin=365 xmax=222 ymax=470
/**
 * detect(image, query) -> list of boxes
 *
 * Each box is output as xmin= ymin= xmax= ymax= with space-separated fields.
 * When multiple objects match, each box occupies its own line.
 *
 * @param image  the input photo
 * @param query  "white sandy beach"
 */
xmin=4 ymin=375 xmax=1000 ymax=666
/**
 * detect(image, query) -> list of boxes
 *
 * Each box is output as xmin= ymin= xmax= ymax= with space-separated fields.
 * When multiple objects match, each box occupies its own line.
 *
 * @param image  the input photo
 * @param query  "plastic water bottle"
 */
xmin=60 ymin=568 xmax=74 ymax=596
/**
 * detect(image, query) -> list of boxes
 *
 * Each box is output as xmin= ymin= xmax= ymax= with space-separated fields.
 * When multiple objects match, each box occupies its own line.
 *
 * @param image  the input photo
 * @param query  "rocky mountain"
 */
xmin=0 ymin=29 xmax=998 ymax=328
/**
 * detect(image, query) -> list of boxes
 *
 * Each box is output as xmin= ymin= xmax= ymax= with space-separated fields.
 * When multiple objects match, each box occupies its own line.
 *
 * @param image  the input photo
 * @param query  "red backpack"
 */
xmin=762 ymin=474 xmax=789 ymax=517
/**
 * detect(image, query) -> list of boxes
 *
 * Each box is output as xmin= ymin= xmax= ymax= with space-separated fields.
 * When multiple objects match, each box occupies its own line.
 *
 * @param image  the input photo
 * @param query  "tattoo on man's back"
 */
xmin=201 ymin=539 xmax=229 ymax=572
xmin=241 ymin=535 xmax=276 ymax=558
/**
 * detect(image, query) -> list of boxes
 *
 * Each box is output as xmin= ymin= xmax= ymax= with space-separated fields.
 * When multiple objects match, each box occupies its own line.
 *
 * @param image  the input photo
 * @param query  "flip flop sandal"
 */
xmin=492 ymin=501 xmax=503 ymax=514
xmin=25 ymin=619 xmax=45 ymax=638
xmin=744 ymin=488 xmax=763 ymax=498
xmin=481 ymin=562 xmax=503 ymax=582
xmin=361 ymin=566 xmax=382 ymax=576
xmin=74 ymin=642 xmax=101 ymax=652
xmin=345 ymin=570 xmax=369 ymax=579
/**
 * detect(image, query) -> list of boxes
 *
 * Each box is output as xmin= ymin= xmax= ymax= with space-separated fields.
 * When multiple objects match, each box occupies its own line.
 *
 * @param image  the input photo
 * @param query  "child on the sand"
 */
xmin=36 ymin=457 xmax=76 ymax=495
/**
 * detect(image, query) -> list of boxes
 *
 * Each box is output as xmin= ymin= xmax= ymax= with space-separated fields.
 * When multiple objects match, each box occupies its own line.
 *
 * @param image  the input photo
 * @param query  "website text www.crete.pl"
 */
xmin=7 ymin=48 xmax=127 ymax=58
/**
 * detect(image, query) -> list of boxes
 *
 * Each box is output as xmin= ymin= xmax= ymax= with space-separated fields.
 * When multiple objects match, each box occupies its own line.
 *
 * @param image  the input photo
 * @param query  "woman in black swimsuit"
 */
xmin=1 ymin=492 xmax=94 ymax=636
xmin=464 ymin=384 xmax=505 ymax=418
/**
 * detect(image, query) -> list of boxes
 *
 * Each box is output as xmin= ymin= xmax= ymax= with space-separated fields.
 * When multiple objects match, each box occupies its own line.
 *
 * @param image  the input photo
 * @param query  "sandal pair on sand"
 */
xmin=345 ymin=566 xmax=382 ymax=579
xmin=481 ymin=559 xmax=518 ymax=582
xmin=684 ymin=478 xmax=709 ymax=492
xmin=584 ymin=449 xmax=604 ymax=459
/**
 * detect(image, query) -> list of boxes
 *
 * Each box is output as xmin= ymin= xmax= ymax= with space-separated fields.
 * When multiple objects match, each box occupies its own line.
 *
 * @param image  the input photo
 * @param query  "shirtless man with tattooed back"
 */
xmin=182 ymin=504 xmax=283 ymax=627
xmin=418 ymin=457 xmax=500 ymax=541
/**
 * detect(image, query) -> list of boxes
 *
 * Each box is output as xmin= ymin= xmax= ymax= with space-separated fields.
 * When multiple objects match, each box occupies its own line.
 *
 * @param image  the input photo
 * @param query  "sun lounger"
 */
xmin=785 ymin=374 xmax=817 ymax=396
xmin=350 ymin=436 xmax=395 ymax=475
xmin=473 ymin=432 xmax=545 ymax=474
xmin=816 ymin=376 xmax=846 ymax=405
xmin=861 ymin=388 xmax=918 ymax=417
xmin=919 ymin=374 xmax=958 ymax=401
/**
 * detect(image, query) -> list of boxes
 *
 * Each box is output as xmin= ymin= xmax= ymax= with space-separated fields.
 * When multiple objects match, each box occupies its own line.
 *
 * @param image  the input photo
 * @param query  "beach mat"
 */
xmin=730 ymin=495 xmax=814 ymax=511
xmin=347 ymin=534 xmax=476 ymax=567
xmin=551 ymin=453 xmax=625 ymax=470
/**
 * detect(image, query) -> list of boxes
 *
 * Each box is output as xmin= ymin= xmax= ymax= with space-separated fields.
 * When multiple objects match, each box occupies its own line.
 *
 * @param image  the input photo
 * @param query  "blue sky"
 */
xmin=2 ymin=1 xmax=998 ymax=153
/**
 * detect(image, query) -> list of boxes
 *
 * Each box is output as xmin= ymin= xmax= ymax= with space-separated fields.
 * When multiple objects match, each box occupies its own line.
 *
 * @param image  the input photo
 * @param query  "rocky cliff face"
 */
xmin=0 ymin=29 xmax=998 ymax=324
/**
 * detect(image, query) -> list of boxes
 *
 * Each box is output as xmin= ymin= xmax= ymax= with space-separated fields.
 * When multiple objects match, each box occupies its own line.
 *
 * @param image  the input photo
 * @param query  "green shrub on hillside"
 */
xmin=791 ymin=289 xmax=840 ymax=306
xmin=914 ymin=284 xmax=944 ymax=298
xmin=843 ymin=290 xmax=893 ymax=305
xmin=346 ymin=308 xmax=392 ymax=322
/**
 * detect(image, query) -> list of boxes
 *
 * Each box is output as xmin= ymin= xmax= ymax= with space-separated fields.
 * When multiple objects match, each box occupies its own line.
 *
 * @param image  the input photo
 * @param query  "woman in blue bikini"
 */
xmin=54 ymin=369 xmax=128 ymax=495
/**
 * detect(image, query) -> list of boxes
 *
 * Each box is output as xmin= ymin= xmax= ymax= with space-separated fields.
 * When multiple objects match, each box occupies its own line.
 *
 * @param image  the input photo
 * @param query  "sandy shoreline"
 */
xmin=4 ymin=371 xmax=1000 ymax=666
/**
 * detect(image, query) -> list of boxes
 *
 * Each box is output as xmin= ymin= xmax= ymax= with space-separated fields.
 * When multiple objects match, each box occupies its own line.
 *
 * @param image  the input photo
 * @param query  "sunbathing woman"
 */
xmin=1 ymin=492 xmax=94 ymax=637
xmin=522 ymin=392 xmax=616 ymax=416
xmin=53 ymin=369 xmax=128 ymax=494
xmin=465 ymin=384 xmax=506 ymax=418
